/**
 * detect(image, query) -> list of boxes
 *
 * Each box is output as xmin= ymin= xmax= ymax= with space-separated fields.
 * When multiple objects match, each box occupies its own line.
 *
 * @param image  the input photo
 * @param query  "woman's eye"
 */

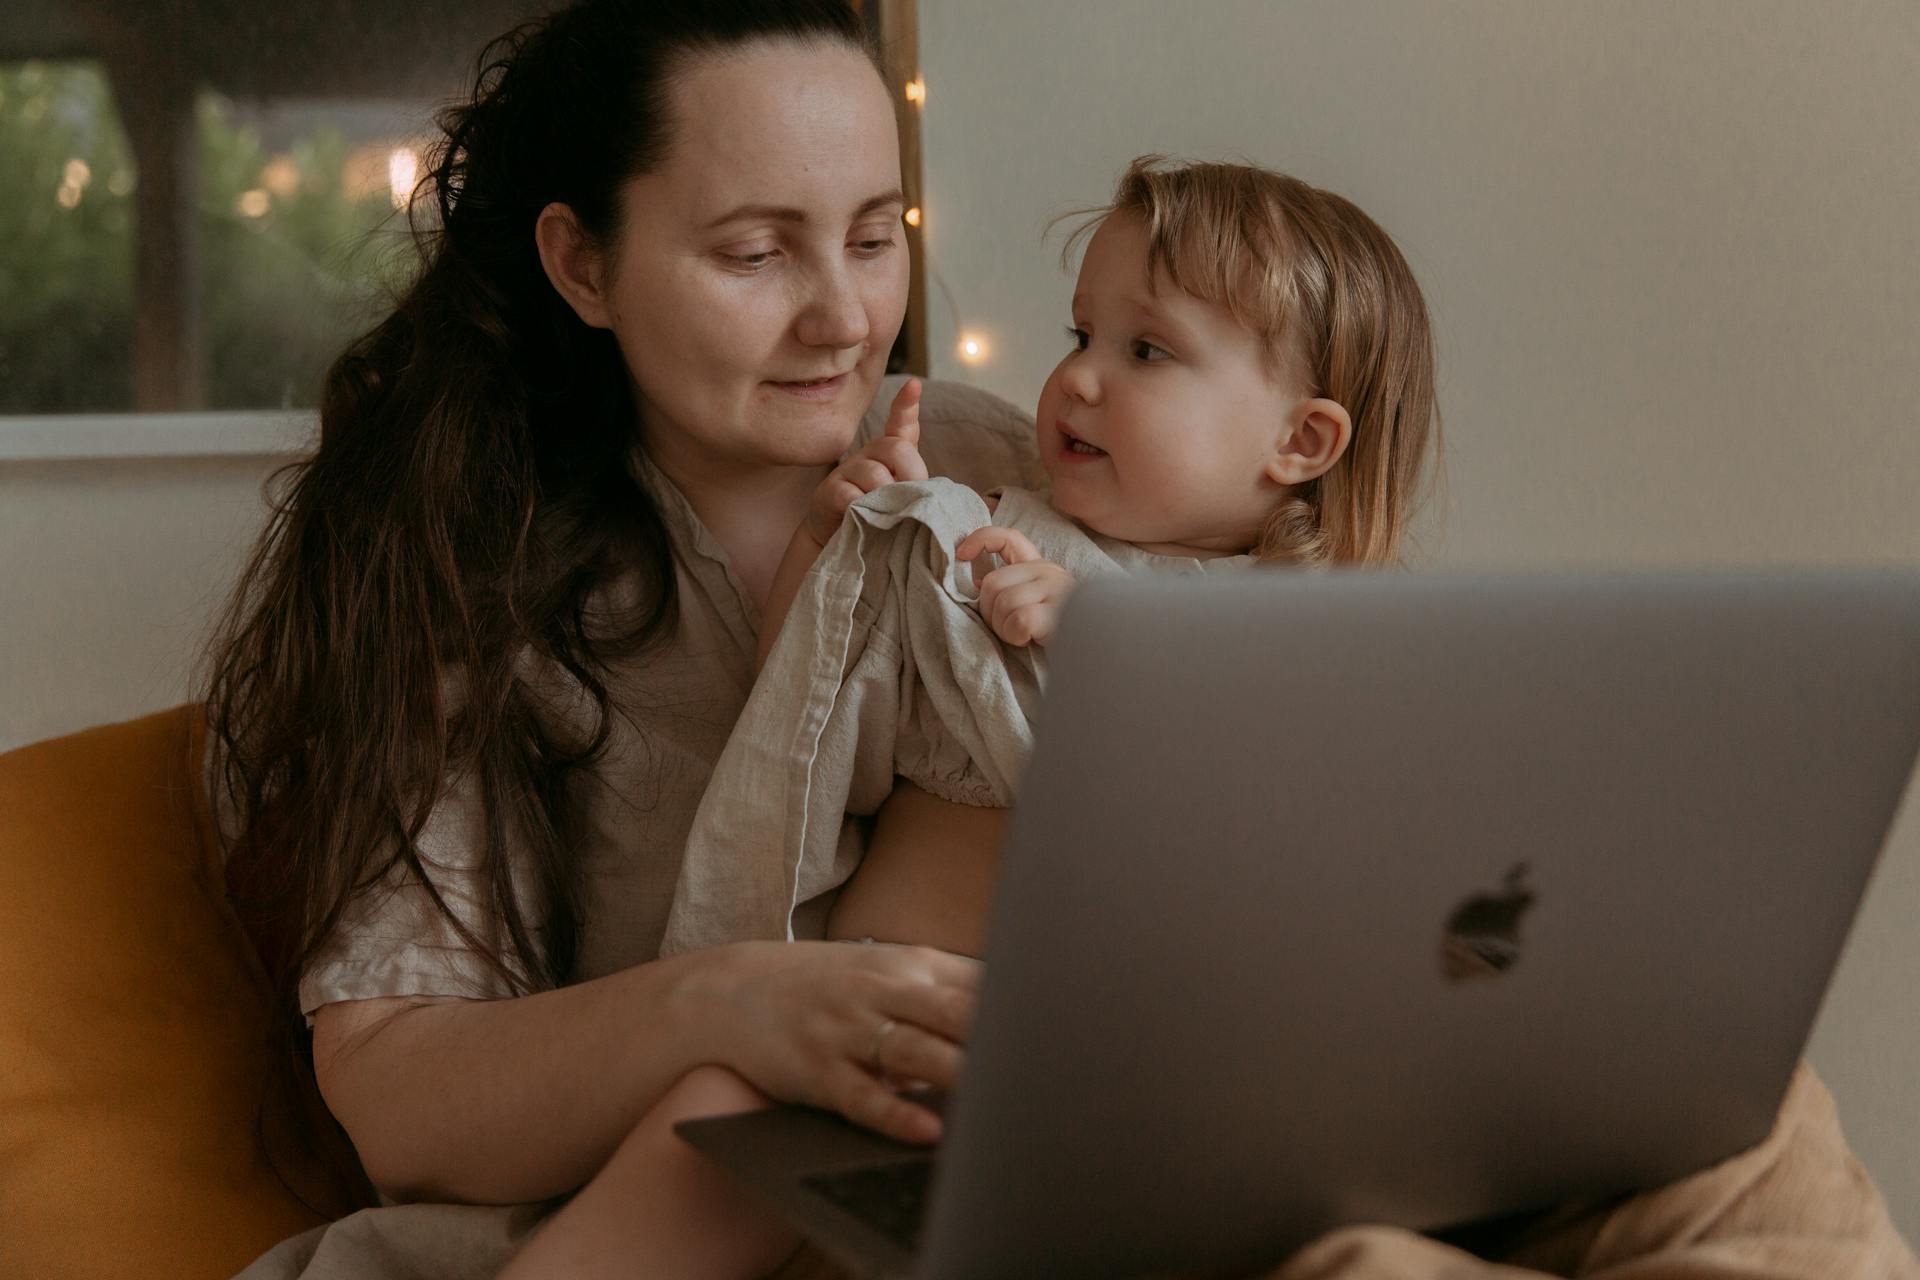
xmin=852 ymin=237 xmax=897 ymax=256
xmin=1064 ymin=326 xmax=1089 ymax=351
xmin=1132 ymin=339 xmax=1173 ymax=362
xmin=722 ymin=249 xmax=778 ymax=270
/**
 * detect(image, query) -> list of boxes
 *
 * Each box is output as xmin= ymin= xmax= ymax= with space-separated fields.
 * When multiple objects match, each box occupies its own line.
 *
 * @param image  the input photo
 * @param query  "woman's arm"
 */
xmin=826 ymin=779 xmax=1007 ymax=958
xmin=313 ymin=951 xmax=715 ymax=1206
xmin=314 ymin=937 xmax=980 ymax=1205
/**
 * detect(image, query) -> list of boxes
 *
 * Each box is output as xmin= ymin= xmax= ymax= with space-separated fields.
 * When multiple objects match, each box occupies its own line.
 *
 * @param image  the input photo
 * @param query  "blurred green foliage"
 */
xmin=0 ymin=62 xmax=134 ymax=411
xmin=0 ymin=60 xmax=418 ymax=413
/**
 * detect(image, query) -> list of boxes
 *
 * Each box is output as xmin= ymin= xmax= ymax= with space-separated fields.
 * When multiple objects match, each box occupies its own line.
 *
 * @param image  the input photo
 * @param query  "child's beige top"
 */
xmin=289 ymin=378 xmax=1045 ymax=1021
xmin=659 ymin=478 xmax=1255 ymax=956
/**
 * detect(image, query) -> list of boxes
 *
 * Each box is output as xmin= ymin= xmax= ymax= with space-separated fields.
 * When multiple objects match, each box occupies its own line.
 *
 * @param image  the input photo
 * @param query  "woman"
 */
xmin=210 ymin=2 xmax=1915 ymax=1277
xmin=213 ymin=2 xmax=1011 ymax=1275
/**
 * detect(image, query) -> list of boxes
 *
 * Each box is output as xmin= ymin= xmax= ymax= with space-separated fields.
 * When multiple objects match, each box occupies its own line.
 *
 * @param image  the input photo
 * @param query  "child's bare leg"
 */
xmin=500 ymin=1064 xmax=803 ymax=1280
xmin=827 ymin=779 xmax=1005 ymax=958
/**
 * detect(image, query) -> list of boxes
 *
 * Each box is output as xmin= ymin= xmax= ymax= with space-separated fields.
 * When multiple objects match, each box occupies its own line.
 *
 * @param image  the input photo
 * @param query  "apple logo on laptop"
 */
xmin=1440 ymin=862 xmax=1535 ymax=982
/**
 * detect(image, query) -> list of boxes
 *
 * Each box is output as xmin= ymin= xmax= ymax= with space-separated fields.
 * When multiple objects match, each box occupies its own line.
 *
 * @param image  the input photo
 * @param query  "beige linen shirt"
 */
xmin=293 ymin=376 xmax=1045 ymax=1020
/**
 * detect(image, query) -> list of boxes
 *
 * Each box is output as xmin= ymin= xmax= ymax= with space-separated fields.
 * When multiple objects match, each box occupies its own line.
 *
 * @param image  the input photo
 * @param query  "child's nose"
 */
xmin=1059 ymin=354 xmax=1101 ymax=405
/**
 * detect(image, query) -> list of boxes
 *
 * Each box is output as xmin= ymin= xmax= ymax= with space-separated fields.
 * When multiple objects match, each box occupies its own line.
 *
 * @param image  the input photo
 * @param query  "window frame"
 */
xmin=0 ymin=411 xmax=310 ymax=460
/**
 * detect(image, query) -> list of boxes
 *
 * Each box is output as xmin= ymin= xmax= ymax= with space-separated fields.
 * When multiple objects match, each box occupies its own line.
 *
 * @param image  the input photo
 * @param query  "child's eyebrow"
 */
xmin=1071 ymin=290 xmax=1169 ymax=318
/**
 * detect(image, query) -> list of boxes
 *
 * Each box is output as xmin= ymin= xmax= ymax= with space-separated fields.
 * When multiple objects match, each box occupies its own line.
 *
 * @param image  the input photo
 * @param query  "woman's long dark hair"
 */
xmin=203 ymin=0 xmax=876 ymax=1116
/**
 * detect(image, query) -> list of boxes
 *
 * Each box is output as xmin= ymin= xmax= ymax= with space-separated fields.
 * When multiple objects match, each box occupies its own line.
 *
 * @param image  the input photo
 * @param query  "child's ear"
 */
xmin=534 ymin=202 xmax=615 ymax=330
xmin=1264 ymin=398 xmax=1354 ymax=487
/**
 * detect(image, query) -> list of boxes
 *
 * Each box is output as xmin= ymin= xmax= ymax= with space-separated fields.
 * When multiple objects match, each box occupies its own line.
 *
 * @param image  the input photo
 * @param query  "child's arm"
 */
xmin=827 ymin=779 xmax=1007 ymax=958
xmin=757 ymin=378 xmax=925 ymax=670
xmin=955 ymin=524 xmax=1079 ymax=649
xmin=758 ymin=522 xmax=838 ymax=671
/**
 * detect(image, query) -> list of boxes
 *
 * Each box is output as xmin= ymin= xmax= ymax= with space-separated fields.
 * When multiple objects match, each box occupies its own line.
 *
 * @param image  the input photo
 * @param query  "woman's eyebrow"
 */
xmin=703 ymin=188 xmax=906 ymax=230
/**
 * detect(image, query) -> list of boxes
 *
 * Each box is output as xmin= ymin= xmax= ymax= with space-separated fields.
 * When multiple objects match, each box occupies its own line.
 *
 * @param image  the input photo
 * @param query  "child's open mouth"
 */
xmin=1058 ymin=424 xmax=1107 ymax=460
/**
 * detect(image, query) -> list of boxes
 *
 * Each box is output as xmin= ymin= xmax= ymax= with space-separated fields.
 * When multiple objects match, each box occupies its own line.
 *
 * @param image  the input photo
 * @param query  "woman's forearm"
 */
xmin=312 ymin=947 xmax=733 ymax=1206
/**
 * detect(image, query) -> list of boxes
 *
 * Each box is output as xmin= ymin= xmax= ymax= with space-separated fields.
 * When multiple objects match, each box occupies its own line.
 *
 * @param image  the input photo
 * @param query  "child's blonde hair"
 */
xmin=1062 ymin=156 xmax=1441 ymax=566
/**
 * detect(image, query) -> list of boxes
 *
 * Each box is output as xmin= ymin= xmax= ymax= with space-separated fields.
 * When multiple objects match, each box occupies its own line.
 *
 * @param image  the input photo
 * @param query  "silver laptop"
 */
xmin=677 ymin=569 xmax=1920 ymax=1280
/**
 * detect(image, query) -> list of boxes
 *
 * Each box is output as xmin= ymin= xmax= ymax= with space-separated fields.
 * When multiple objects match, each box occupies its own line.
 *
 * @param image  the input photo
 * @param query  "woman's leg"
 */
xmin=500 ymin=1064 xmax=804 ymax=1280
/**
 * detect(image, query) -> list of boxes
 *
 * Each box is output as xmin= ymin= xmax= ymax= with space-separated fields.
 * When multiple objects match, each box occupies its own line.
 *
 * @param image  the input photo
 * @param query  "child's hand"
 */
xmin=955 ymin=525 xmax=1077 ymax=648
xmin=805 ymin=378 xmax=926 ymax=548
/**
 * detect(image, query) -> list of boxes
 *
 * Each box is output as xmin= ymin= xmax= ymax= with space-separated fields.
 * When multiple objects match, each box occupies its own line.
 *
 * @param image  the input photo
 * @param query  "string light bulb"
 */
xmin=904 ymin=78 xmax=926 ymax=106
xmin=956 ymin=332 xmax=990 ymax=365
xmin=387 ymin=147 xmax=419 ymax=210
xmin=904 ymin=206 xmax=922 ymax=228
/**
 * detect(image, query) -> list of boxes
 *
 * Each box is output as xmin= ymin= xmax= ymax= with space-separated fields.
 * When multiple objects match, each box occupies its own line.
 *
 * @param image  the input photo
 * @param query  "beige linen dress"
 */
xmin=234 ymin=377 xmax=1046 ymax=1279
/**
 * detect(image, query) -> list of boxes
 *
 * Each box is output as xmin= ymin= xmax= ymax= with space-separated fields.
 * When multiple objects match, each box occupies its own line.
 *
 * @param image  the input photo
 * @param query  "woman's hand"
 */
xmin=955 ymin=525 xmax=1078 ymax=647
xmin=804 ymin=378 xmax=926 ymax=548
xmin=697 ymin=938 xmax=979 ymax=1145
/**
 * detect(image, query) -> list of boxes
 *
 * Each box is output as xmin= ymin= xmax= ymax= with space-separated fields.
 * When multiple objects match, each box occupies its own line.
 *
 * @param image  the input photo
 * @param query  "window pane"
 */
xmin=0 ymin=1 xmax=913 ymax=416
xmin=0 ymin=0 xmax=554 ymax=417
xmin=196 ymin=93 xmax=423 ymax=409
xmin=0 ymin=57 xmax=431 ymax=415
xmin=0 ymin=61 xmax=134 ymax=412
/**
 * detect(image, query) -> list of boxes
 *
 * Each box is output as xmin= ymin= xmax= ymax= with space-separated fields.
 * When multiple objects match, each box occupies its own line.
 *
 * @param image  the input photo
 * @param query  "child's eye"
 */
xmin=1131 ymin=339 xmax=1173 ymax=363
xmin=1064 ymin=326 xmax=1089 ymax=351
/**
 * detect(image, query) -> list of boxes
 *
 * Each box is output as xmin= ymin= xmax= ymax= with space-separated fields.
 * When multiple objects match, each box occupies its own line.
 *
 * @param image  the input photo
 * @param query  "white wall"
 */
xmin=0 ymin=453 xmax=279 ymax=751
xmin=918 ymin=0 xmax=1920 ymax=1235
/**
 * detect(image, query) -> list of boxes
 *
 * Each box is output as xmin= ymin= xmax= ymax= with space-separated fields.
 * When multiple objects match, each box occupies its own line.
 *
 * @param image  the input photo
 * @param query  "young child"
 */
xmin=516 ymin=155 xmax=1438 ymax=1279
xmin=740 ymin=153 xmax=1438 ymax=963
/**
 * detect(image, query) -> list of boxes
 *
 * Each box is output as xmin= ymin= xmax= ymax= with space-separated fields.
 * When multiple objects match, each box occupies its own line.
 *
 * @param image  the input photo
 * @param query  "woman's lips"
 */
xmin=769 ymin=372 xmax=849 ymax=401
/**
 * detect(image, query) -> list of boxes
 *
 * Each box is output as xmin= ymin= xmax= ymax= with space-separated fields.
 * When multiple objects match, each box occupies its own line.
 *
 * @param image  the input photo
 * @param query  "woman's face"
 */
xmin=596 ymin=41 xmax=908 ymax=476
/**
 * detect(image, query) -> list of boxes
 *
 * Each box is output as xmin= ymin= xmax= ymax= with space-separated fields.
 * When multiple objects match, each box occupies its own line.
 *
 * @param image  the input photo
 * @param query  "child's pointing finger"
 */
xmin=883 ymin=377 xmax=922 ymax=444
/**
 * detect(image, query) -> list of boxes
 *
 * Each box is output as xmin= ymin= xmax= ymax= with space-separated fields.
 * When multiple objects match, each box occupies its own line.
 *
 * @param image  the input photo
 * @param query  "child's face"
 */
xmin=1036 ymin=214 xmax=1317 ymax=557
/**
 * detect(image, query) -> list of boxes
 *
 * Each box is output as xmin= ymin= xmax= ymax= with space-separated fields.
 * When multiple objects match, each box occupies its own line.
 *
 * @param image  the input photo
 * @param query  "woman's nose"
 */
xmin=794 ymin=264 xmax=870 ymax=351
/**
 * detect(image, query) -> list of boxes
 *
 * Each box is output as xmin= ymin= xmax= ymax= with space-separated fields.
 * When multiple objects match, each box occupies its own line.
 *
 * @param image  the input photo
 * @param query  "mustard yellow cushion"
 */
xmin=0 ymin=707 xmax=364 ymax=1279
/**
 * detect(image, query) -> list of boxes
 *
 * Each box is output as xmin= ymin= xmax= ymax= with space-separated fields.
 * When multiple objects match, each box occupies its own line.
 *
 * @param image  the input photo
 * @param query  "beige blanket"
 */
xmin=1257 ymin=1061 xmax=1918 ymax=1278
xmin=660 ymin=478 xmax=1249 ymax=955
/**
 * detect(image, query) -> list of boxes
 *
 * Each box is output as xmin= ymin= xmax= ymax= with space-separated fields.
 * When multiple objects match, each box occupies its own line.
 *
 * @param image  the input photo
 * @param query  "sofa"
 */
xmin=0 ymin=706 xmax=370 ymax=1279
